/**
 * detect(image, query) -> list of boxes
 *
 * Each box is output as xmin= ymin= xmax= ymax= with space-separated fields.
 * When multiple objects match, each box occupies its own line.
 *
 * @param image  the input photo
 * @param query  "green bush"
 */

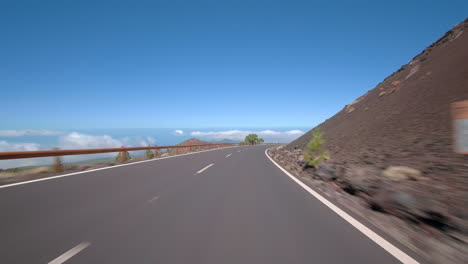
xmin=303 ymin=128 xmax=330 ymax=168
xmin=244 ymin=134 xmax=265 ymax=145
xmin=146 ymin=149 xmax=154 ymax=159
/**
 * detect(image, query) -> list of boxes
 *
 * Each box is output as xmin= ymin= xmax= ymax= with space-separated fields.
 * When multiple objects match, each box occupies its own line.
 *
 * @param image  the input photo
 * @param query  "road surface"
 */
xmin=0 ymin=145 xmax=412 ymax=263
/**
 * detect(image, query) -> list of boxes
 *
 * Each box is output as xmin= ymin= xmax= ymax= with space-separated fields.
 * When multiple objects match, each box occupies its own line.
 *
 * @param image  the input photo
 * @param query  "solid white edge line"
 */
xmin=225 ymin=154 xmax=232 ymax=158
xmin=0 ymin=146 xmax=240 ymax=189
xmin=265 ymin=148 xmax=419 ymax=264
xmin=195 ymin=163 xmax=214 ymax=174
xmin=48 ymin=241 xmax=90 ymax=264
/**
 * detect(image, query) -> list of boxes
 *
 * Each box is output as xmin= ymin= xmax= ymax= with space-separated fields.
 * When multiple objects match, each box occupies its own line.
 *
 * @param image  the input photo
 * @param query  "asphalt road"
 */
xmin=0 ymin=145 xmax=408 ymax=263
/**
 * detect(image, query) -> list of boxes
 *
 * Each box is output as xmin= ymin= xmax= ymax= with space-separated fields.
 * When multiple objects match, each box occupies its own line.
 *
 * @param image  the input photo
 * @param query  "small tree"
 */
xmin=116 ymin=151 xmax=131 ymax=163
xmin=53 ymin=148 xmax=63 ymax=172
xmin=303 ymin=128 xmax=330 ymax=168
xmin=244 ymin=134 xmax=264 ymax=145
xmin=146 ymin=149 xmax=154 ymax=159
xmin=54 ymin=156 xmax=63 ymax=172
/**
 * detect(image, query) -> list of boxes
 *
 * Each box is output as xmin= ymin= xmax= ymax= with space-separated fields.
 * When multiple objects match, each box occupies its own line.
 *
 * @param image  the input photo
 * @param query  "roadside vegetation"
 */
xmin=115 ymin=151 xmax=131 ymax=162
xmin=303 ymin=128 xmax=330 ymax=168
xmin=0 ymin=164 xmax=78 ymax=179
xmin=145 ymin=149 xmax=154 ymax=159
xmin=243 ymin=134 xmax=264 ymax=145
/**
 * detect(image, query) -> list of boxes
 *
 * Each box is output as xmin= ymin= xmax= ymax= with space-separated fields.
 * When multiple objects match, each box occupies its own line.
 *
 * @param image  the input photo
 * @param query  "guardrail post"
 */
xmin=118 ymin=146 xmax=127 ymax=163
xmin=153 ymin=146 xmax=159 ymax=158
xmin=53 ymin=148 xmax=63 ymax=172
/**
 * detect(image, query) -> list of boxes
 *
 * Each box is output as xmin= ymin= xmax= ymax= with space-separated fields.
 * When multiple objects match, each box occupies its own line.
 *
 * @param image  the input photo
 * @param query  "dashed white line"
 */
xmin=48 ymin=242 xmax=90 ymax=264
xmin=237 ymin=150 xmax=241 ymax=152
xmin=225 ymin=154 xmax=232 ymax=158
xmin=148 ymin=196 xmax=159 ymax=203
xmin=195 ymin=163 xmax=214 ymax=174
xmin=265 ymin=148 xmax=419 ymax=264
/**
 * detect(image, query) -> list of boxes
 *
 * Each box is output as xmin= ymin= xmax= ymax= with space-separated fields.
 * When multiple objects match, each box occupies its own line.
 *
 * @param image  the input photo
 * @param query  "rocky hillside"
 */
xmin=272 ymin=18 xmax=468 ymax=263
xmin=290 ymin=19 xmax=468 ymax=180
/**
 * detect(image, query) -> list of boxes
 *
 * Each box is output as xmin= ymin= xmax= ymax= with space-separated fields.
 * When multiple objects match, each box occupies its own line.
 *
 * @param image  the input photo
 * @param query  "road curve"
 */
xmin=0 ymin=145 xmax=410 ymax=263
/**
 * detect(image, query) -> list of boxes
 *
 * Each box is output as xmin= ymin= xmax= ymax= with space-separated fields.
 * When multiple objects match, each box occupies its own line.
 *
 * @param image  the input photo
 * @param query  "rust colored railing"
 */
xmin=0 ymin=143 xmax=237 ymax=160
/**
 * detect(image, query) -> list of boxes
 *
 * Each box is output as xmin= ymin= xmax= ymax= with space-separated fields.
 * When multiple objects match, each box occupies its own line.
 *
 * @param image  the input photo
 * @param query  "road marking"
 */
xmin=49 ymin=242 xmax=90 ymax=264
xmin=195 ymin=163 xmax=214 ymax=174
xmin=0 ymin=146 xmax=241 ymax=190
xmin=225 ymin=154 xmax=232 ymax=158
xmin=265 ymin=148 xmax=419 ymax=264
xmin=237 ymin=150 xmax=241 ymax=152
xmin=148 ymin=196 xmax=159 ymax=203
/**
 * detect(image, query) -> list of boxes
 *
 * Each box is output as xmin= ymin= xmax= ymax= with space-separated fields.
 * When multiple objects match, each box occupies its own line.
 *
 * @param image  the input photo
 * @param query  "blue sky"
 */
xmin=1 ymin=0 xmax=467 ymax=129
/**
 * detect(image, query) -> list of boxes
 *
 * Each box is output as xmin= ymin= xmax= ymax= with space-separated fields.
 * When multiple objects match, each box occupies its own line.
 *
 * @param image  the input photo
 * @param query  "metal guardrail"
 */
xmin=0 ymin=143 xmax=237 ymax=160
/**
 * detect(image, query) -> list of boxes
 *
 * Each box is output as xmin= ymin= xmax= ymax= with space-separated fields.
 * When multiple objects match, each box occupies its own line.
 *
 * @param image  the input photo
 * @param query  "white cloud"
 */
xmin=191 ymin=130 xmax=248 ymax=140
xmin=133 ymin=136 xmax=156 ymax=147
xmin=58 ymin=133 xmax=161 ymax=163
xmin=258 ymin=130 xmax=280 ymax=135
xmin=146 ymin=136 xmax=156 ymax=145
xmin=0 ymin=141 xmax=48 ymax=169
xmin=59 ymin=133 xmax=156 ymax=149
xmin=59 ymin=132 xmax=123 ymax=149
xmin=53 ymin=132 xmax=125 ymax=164
xmin=0 ymin=129 xmax=62 ymax=137
xmin=0 ymin=141 xmax=41 ymax=152
xmin=190 ymin=129 xmax=305 ymax=143
xmin=285 ymin=130 xmax=304 ymax=135
xmin=173 ymin=129 xmax=184 ymax=136
xmin=0 ymin=132 xmax=161 ymax=169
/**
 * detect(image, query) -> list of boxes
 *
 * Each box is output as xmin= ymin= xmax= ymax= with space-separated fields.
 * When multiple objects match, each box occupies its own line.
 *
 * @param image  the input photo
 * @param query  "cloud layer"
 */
xmin=0 ymin=132 xmax=156 ymax=169
xmin=190 ymin=129 xmax=304 ymax=143
xmin=0 ymin=129 xmax=62 ymax=137
xmin=59 ymin=132 xmax=123 ymax=149
xmin=0 ymin=141 xmax=41 ymax=152
xmin=173 ymin=129 xmax=184 ymax=136
xmin=0 ymin=141 xmax=47 ymax=168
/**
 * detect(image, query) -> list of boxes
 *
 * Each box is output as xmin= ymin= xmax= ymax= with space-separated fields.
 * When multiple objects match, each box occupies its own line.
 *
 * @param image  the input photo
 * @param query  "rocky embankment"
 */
xmin=269 ymin=146 xmax=467 ymax=264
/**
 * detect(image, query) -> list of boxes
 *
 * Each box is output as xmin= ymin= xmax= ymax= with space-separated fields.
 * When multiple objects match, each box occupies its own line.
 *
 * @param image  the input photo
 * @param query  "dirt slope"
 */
xmin=275 ymin=18 xmax=468 ymax=263
xmin=289 ymin=19 xmax=468 ymax=192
